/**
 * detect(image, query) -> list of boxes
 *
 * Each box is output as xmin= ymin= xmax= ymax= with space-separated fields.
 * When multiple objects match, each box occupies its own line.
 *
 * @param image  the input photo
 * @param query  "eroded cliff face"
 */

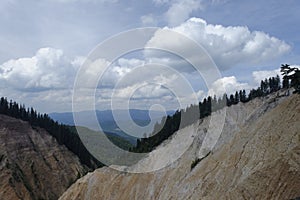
xmin=60 ymin=93 xmax=300 ymax=200
xmin=0 ymin=114 xmax=89 ymax=200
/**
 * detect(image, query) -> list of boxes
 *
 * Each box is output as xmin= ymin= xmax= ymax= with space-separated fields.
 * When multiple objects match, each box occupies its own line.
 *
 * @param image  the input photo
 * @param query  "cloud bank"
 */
xmin=146 ymin=18 xmax=290 ymax=70
xmin=0 ymin=48 xmax=78 ymax=91
xmin=0 ymin=17 xmax=293 ymax=112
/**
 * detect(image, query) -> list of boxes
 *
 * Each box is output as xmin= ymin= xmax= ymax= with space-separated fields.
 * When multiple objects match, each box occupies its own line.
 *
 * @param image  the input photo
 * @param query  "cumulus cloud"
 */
xmin=0 ymin=18 xmax=292 ymax=113
xmin=99 ymin=58 xmax=145 ymax=88
xmin=152 ymin=0 xmax=203 ymax=26
xmin=141 ymin=14 xmax=157 ymax=26
xmin=208 ymin=76 xmax=250 ymax=97
xmin=0 ymin=47 xmax=76 ymax=91
xmin=112 ymin=83 xmax=169 ymax=100
xmin=90 ymin=60 xmax=202 ymax=110
xmin=165 ymin=0 xmax=202 ymax=26
xmin=146 ymin=18 xmax=290 ymax=70
xmin=74 ymin=57 xmax=192 ymax=110
xmin=252 ymin=69 xmax=281 ymax=85
xmin=71 ymin=56 xmax=86 ymax=69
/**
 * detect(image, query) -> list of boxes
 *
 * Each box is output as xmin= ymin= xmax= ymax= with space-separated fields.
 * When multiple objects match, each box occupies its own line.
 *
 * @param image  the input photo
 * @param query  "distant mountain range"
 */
xmin=49 ymin=109 xmax=175 ymax=144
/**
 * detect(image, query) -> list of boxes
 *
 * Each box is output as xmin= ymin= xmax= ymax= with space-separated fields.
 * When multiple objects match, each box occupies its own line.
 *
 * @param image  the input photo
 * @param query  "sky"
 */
xmin=0 ymin=0 xmax=299 ymax=113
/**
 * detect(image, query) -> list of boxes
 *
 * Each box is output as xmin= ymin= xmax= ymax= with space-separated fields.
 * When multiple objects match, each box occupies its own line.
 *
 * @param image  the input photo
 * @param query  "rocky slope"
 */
xmin=0 ymin=114 xmax=89 ymax=200
xmin=60 ymin=92 xmax=300 ymax=200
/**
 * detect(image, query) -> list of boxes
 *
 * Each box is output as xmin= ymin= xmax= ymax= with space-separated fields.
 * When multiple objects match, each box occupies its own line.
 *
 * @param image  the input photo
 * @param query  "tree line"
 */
xmin=0 ymin=97 xmax=103 ymax=169
xmin=131 ymin=65 xmax=299 ymax=153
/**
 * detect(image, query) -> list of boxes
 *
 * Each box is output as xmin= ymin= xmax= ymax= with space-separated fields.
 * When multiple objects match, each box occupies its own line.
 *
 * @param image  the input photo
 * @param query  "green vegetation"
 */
xmin=106 ymin=133 xmax=133 ymax=150
xmin=68 ymin=126 xmax=133 ymax=151
xmin=72 ymin=126 xmax=140 ymax=166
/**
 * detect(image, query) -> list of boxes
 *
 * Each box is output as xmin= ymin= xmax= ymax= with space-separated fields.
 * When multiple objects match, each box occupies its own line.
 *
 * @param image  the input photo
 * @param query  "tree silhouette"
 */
xmin=281 ymin=64 xmax=300 ymax=93
xmin=281 ymin=64 xmax=291 ymax=88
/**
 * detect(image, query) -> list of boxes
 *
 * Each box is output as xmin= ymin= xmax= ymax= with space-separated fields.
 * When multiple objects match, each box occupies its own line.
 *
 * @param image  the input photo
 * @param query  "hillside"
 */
xmin=0 ymin=97 xmax=102 ymax=169
xmin=0 ymin=114 xmax=89 ymax=200
xmin=60 ymin=92 xmax=300 ymax=200
xmin=69 ymin=126 xmax=133 ymax=156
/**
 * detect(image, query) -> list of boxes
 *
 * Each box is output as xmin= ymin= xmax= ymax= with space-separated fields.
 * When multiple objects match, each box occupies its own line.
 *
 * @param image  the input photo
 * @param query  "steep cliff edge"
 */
xmin=0 ymin=114 xmax=89 ymax=200
xmin=60 ymin=93 xmax=300 ymax=200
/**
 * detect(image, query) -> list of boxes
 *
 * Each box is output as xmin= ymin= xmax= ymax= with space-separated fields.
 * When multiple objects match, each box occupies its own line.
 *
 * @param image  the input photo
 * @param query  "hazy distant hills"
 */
xmin=49 ymin=109 xmax=174 ymax=144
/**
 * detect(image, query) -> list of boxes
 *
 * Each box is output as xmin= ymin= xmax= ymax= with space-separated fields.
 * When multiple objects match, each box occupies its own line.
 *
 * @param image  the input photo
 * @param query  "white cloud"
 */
xmin=208 ymin=76 xmax=250 ymax=97
xmin=0 ymin=47 xmax=76 ymax=91
xmin=146 ymin=18 xmax=291 ymax=70
xmin=112 ymin=83 xmax=169 ymax=99
xmin=141 ymin=14 xmax=157 ymax=26
xmin=252 ymin=69 xmax=281 ymax=85
xmin=152 ymin=0 xmax=203 ymax=26
xmin=165 ymin=0 xmax=202 ymax=26
xmin=99 ymin=58 xmax=145 ymax=88
xmin=90 ymin=60 xmax=202 ymax=110
xmin=74 ymin=57 xmax=188 ymax=110
xmin=71 ymin=56 xmax=86 ymax=69
xmin=0 ymin=18 xmax=293 ymax=113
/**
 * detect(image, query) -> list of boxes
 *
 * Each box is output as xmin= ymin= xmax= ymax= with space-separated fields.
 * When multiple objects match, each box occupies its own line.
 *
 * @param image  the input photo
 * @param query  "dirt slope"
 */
xmin=60 ymin=93 xmax=300 ymax=200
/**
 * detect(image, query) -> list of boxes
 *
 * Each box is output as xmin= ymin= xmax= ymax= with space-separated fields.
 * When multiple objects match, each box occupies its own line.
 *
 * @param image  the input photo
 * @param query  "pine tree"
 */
xmin=234 ymin=91 xmax=239 ymax=104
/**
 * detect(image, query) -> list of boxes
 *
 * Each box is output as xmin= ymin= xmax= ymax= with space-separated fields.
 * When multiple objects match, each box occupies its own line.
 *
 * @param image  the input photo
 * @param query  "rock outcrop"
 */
xmin=0 ymin=114 xmax=89 ymax=200
xmin=60 ymin=93 xmax=300 ymax=200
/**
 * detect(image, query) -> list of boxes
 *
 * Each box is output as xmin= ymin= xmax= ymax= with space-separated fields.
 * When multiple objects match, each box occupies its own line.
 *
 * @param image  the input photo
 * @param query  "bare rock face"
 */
xmin=60 ymin=93 xmax=300 ymax=200
xmin=0 ymin=114 xmax=89 ymax=200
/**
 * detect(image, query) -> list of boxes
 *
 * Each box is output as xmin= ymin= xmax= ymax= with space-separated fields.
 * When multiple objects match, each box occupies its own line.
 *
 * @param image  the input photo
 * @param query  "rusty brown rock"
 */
xmin=0 ymin=114 xmax=89 ymax=200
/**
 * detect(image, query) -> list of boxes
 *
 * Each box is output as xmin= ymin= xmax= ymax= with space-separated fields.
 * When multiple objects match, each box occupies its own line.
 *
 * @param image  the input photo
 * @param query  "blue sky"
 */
xmin=0 ymin=0 xmax=299 ymax=113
